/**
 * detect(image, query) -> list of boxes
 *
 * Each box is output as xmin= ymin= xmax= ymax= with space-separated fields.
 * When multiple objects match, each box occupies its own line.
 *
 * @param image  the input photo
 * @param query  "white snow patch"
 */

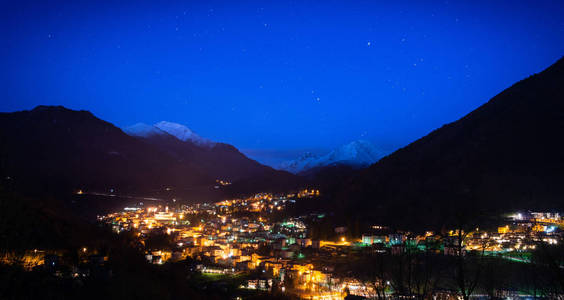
xmin=279 ymin=140 xmax=386 ymax=173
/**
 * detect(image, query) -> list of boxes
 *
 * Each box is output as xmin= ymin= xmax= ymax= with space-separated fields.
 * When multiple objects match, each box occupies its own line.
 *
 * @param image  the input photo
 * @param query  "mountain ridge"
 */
xmin=0 ymin=106 xmax=301 ymax=200
xmin=327 ymin=56 xmax=564 ymax=229
xmin=279 ymin=140 xmax=387 ymax=174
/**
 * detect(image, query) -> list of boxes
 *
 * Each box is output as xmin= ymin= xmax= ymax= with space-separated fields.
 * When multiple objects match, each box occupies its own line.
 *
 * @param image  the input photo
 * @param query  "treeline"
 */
xmin=343 ymin=243 xmax=564 ymax=299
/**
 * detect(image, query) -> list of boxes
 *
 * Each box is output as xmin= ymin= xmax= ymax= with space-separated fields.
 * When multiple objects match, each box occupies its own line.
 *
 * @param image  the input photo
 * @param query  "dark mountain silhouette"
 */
xmin=127 ymin=125 xmax=296 ymax=183
xmin=0 ymin=106 xmax=299 ymax=200
xmin=330 ymin=56 xmax=564 ymax=229
xmin=297 ymin=163 xmax=359 ymax=180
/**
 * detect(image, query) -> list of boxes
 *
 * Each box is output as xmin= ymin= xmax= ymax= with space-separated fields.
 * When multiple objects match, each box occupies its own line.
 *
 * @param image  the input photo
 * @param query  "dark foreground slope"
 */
xmin=333 ymin=57 xmax=564 ymax=229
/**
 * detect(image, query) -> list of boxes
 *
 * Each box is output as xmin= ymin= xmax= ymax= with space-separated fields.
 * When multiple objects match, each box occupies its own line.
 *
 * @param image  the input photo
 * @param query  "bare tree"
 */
xmin=452 ymin=222 xmax=484 ymax=300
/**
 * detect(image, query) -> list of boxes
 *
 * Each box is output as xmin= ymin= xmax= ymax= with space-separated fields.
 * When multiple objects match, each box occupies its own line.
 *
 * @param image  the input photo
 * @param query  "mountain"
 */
xmin=123 ymin=122 xmax=169 ymax=138
xmin=154 ymin=121 xmax=215 ymax=147
xmin=330 ymin=57 xmax=564 ymax=229
xmin=0 ymin=106 xmax=213 ymax=196
xmin=279 ymin=140 xmax=386 ymax=174
xmin=0 ymin=106 xmax=300 ymax=200
xmin=122 ymin=122 xmax=299 ymax=186
xmin=278 ymin=152 xmax=321 ymax=174
xmin=124 ymin=122 xmax=215 ymax=147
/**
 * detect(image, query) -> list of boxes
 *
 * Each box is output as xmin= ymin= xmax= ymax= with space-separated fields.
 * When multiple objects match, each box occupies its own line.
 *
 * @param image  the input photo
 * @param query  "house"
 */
xmin=443 ymin=236 xmax=465 ymax=256
xmin=389 ymin=234 xmax=404 ymax=245
xmin=362 ymin=235 xmax=387 ymax=245
xmin=152 ymin=255 xmax=163 ymax=264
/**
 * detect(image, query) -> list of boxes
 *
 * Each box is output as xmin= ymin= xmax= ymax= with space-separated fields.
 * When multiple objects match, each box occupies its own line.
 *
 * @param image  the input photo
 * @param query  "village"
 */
xmin=97 ymin=189 xmax=563 ymax=299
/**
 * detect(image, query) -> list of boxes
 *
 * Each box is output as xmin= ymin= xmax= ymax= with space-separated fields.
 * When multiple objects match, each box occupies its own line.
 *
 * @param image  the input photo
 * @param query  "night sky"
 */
xmin=2 ymin=0 xmax=564 ymax=165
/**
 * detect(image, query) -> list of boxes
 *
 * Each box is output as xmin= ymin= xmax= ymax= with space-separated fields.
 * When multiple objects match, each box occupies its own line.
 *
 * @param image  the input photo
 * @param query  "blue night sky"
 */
xmin=2 ymin=0 xmax=564 ymax=166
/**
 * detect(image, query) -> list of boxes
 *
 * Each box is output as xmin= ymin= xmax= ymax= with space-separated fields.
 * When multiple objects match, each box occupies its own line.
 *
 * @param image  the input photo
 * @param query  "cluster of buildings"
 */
xmin=98 ymin=192 xmax=563 ymax=299
xmin=1 ymin=248 xmax=112 ymax=280
xmin=360 ymin=212 xmax=562 ymax=260
xmin=98 ymin=192 xmax=315 ymax=267
xmin=98 ymin=190 xmax=353 ymax=298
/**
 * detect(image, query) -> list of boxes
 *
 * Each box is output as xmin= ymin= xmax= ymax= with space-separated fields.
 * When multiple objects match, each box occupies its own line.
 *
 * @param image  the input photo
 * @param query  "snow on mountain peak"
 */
xmin=154 ymin=121 xmax=214 ymax=146
xmin=154 ymin=121 xmax=196 ymax=141
xmin=325 ymin=140 xmax=384 ymax=165
xmin=123 ymin=121 xmax=215 ymax=146
xmin=279 ymin=140 xmax=386 ymax=174
xmin=123 ymin=123 xmax=167 ymax=138
xmin=278 ymin=152 xmax=321 ymax=173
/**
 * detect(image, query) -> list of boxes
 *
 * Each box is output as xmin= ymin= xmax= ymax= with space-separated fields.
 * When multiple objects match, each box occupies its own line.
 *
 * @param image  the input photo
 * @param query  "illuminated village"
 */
xmin=3 ymin=188 xmax=560 ymax=299
xmin=91 ymin=189 xmax=564 ymax=300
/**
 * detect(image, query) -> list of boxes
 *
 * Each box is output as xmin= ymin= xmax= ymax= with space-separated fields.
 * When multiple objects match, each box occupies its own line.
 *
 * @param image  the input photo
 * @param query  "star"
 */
xmin=367 ymin=41 xmax=371 ymax=46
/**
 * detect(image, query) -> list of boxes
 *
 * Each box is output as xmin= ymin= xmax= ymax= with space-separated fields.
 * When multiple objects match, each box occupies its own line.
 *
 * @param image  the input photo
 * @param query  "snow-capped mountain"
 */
xmin=123 ymin=123 xmax=169 ymax=138
xmin=123 ymin=121 xmax=214 ymax=147
xmin=279 ymin=140 xmax=386 ymax=174
xmin=119 ymin=119 xmax=299 ymax=184
xmin=278 ymin=152 xmax=322 ymax=174
xmin=1 ymin=106 xmax=301 ymax=197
